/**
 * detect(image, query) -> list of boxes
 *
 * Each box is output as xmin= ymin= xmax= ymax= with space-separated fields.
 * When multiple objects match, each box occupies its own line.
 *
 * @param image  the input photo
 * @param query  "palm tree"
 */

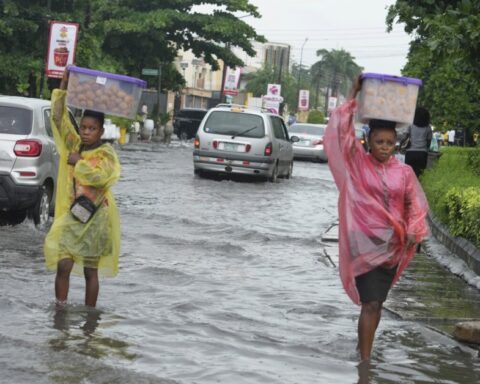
xmin=311 ymin=49 xmax=363 ymax=109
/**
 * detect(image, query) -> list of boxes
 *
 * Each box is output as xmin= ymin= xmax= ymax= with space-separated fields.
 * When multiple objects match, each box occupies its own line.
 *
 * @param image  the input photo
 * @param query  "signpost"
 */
xmin=142 ymin=68 xmax=159 ymax=76
xmin=142 ymin=67 xmax=162 ymax=123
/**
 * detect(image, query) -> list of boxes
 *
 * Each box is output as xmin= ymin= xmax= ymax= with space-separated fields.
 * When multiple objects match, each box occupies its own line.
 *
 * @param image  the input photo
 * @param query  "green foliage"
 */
xmin=158 ymin=112 xmax=171 ymax=126
xmin=0 ymin=0 xmax=264 ymax=96
xmin=421 ymin=147 xmax=480 ymax=247
xmin=312 ymin=49 xmax=362 ymax=98
xmin=387 ymin=1 xmax=480 ymax=141
xmin=467 ymin=148 xmax=480 ymax=176
xmin=445 ymin=187 xmax=480 ymax=247
xmin=109 ymin=116 xmax=133 ymax=129
xmin=307 ymin=110 xmax=325 ymax=124
xmin=244 ymin=66 xmax=298 ymax=111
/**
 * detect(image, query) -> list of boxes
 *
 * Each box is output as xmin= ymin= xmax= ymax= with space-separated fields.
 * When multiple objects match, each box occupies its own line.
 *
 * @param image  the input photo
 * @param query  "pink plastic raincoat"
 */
xmin=324 ymin=100 xmax=429 ymax=305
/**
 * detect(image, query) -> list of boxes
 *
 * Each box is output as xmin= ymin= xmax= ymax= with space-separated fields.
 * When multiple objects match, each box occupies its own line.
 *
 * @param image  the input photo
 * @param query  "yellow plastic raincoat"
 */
xmin=44 ymin=89 xmax=121 ymax=277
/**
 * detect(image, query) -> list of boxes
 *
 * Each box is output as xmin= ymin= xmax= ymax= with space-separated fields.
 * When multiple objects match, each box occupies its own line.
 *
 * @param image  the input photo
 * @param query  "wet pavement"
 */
xmin=1 ymin=140 xmax=480 ymax=383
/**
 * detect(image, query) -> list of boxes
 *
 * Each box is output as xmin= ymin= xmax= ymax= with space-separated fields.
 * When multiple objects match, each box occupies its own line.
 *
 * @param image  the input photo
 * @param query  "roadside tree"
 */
xmin=0 ymin=0 xmax=265 ymax=96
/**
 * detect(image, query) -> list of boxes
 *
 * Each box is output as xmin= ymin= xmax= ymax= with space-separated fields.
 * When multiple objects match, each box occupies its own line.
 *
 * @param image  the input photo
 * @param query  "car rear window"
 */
xmin=203 ymin=111 xmax=265 ymax=138
xmin=0 ymin=106 xmax=32 ymax=135
xmin=289 ymin=124 xmax=325 ymax=135
xmin=355 ymin=129 xmax=365 ymax=139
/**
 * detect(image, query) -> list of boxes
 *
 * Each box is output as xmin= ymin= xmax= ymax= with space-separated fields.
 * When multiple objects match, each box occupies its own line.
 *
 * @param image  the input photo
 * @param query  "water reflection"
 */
xmin=50 ymin=306 xmax=136 ymax=360
xmin=357 ymin=360 xmax=372 ymax=384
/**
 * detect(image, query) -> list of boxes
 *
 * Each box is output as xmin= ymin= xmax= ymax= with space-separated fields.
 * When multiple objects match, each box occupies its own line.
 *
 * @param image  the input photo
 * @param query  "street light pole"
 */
xmin=296 ymin=37 xmax=308 ymax=110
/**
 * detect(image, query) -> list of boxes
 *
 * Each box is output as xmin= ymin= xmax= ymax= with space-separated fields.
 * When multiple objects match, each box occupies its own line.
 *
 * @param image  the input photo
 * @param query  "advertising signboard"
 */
xmin=298 ymin=89 xmax=310 ymax=111
xmin=46 ymin=21 xmax=79 ymax=78
xmin=223 ymin=67 xmax=241 ymax=96
xmin=328 ymin=96 xmax=338 ymax=111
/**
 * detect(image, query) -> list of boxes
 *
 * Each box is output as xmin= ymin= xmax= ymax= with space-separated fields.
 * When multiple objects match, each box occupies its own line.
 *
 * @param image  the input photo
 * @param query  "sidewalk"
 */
xmin=322 ymin=223 xmax=480 ymax=345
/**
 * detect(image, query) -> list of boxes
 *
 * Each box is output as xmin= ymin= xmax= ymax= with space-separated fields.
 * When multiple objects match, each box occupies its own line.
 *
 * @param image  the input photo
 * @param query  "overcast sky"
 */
xmin=244 ymin=0 xmax=411 ymax=75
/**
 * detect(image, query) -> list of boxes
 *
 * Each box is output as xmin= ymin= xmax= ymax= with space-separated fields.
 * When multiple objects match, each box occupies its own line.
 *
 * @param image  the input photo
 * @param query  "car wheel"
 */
xmin=285 ymin=162 xmax=293 ymax=179
xmin=30 ymin=185 xmax=51 ymax=229
xmin=0 ymin=210 xmax=27 ymax=226
xmin=269 ymin=164 xmax=278 ymax=183
xmin=179 ymin=131 xmax=189 ymax=141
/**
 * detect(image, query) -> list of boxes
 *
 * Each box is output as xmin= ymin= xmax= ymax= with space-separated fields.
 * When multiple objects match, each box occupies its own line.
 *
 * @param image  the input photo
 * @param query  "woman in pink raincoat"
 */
xmin=324 ymin=78 xmax=429 ymax=361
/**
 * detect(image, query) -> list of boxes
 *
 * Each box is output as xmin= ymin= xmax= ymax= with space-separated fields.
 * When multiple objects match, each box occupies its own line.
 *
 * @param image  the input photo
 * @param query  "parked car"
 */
xmin=193 ymin=104 xmax=299 ymax=181
xmin=288 ymin=123 xmax=327 ymax=162
xmin=355 ymin=127 xmax=368 ymax=151
xmin=0 ymin=96 xmax=77 ymax=227
xmin=173 ymin=108 xmax=208 ymax=140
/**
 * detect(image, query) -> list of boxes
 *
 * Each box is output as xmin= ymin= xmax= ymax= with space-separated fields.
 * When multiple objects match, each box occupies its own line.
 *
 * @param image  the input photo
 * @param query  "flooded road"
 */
xmin=1 ymin=141 xmax=480 ymax=383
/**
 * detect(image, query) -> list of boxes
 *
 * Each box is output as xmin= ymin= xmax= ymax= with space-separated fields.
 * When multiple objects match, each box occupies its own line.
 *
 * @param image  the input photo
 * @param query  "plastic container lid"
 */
xmin=68 ymin=65 xmax=147 ymax=88
xmin=361 ymin=72 xmax=422 ymax=86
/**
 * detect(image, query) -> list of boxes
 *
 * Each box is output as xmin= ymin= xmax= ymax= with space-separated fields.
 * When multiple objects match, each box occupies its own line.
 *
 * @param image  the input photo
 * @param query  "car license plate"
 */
xmin=218 ymin=142 xmax=245 ymax=152
xmin=298 ymin=139 xmax=311 ymax=146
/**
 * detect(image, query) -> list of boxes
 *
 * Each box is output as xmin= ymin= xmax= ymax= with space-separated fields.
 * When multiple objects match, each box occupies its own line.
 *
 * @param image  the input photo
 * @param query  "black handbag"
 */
xmin=70 ymin=195 xmax=97 ymax=223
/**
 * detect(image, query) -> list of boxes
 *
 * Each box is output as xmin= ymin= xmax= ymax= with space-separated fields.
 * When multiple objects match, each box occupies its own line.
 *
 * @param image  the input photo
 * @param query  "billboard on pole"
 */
xmin=46 ymin=21 xmax=79 ymax=78
xmin=328 ymin=96 xmax=338 ymax=111
xmin=298 ymin=90 xmax=309 ymax=111
xmin=223 ymin=67 xmax=241 ymax=96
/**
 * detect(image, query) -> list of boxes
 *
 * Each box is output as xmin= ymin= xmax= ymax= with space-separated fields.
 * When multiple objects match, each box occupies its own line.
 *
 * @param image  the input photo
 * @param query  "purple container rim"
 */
xmin=68 ymin=65 xmax=147 ymax=87
xmin=361 ymin=72 xmax=422 ymax=86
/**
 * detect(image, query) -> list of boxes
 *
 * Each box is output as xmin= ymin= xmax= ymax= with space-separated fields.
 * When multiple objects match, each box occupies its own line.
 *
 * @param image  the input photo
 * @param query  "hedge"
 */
xmin=307 ymin=110 xmax=325 ymax=124
xmin=421 ymin=147 xmax=480 ymax=248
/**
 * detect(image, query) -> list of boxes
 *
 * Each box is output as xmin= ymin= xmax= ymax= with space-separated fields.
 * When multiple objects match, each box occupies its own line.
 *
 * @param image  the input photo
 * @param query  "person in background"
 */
xmin=324 ymin=76 xmax=429 ymax=362
xmin=287 ymin=111 xmax=297 ymax=126
xmin=404 ymin=107 xmax=433 ymax=178
xmin=448 ymin=129 xmax=456 ymax=146
xmin=44 ymin=70 xmax=121 ymax=308
xmin=140 ymin=103 xmax=148 ymax=122
xmin=434 ymin=130 xmax=443 ymax=147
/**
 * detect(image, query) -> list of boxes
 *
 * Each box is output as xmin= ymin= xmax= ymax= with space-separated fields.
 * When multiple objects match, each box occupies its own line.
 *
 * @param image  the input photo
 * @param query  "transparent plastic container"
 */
xmin=67 ymin=66 xmax=147 ymax=119
xmin=357 ymin=73 xmax=422 ymax=124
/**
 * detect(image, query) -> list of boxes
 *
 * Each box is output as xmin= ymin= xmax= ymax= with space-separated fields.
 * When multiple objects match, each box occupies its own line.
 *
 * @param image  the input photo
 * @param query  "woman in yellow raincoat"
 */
xmin=44 ymin=71 xmax=121 ymax=308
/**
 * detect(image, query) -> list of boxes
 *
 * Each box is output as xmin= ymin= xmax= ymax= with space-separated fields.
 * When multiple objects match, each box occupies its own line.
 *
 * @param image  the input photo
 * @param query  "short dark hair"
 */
xmin=82 ymin=109 xmax=105 ymax=128
xmin=367 ymin=119 xmax=396 ymax=139
xmin=413 ymin=107 xmax=430 ymax=127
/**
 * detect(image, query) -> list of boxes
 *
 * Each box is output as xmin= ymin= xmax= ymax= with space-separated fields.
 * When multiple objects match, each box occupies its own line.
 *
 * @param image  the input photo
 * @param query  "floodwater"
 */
xmin=1 ymin=141 xmax=480 ymax=384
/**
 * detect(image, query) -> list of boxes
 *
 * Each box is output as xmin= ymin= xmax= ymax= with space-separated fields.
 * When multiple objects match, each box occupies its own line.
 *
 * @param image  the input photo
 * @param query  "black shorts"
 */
xmin=405 ymin=150 xmax=428 ymax=177
xmin=355 ymin=265 xmax=398 ymax=303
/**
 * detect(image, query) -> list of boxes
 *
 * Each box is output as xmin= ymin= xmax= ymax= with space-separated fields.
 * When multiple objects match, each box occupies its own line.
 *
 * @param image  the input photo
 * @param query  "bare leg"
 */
xmin=55 ymin=258 xmax=74 ymax=304
xmin=358 ymin=301 xmax=383 ymax=361
xmin=84 ymin=267 xmax=99 ymax=307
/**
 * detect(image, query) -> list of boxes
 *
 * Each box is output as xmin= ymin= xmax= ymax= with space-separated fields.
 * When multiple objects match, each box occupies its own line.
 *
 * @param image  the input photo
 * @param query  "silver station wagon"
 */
xmin=289 ymin=123 xmax=328 ymax=162
xmin=0 ymin=96 xmax=77 ymax=227
xmin=193 ymin=104 xmax=299 ymax=181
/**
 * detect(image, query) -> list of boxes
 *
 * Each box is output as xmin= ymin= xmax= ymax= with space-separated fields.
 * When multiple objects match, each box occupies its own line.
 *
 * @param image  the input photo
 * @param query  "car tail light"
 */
xmin=313 ymin=139 xmax=323 ymax=146
xmin=212 ymin=140 xmax=218 ymax=149
xmin=18 ymin=171 xmax=36 ymax=177
xmin=245 ymin=144 xmax=251 ymax=153
xmin=14 ymin=140 xmax=42 ymax=157
xmin=194 ymin=136 xmax=200 ymax=149
xmin=264 ymin=142 xmax=272 ymax=156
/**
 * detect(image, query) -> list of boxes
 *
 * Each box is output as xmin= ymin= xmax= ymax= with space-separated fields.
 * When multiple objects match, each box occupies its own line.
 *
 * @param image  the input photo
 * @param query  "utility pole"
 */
xmin=156 ymin=64 xmax=162 ymax=123
xmin=39 ymin=0 xmax=52 ymax=98
xmin=296 ymin=37 xmax=308 ymax=110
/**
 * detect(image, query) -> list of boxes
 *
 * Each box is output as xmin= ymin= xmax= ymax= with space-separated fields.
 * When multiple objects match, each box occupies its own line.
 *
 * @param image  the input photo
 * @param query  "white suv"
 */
xmin=193 ymin=104 xmax=298 ymax=181
xmin=0 ymin=96 xmax=77 ymax=227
